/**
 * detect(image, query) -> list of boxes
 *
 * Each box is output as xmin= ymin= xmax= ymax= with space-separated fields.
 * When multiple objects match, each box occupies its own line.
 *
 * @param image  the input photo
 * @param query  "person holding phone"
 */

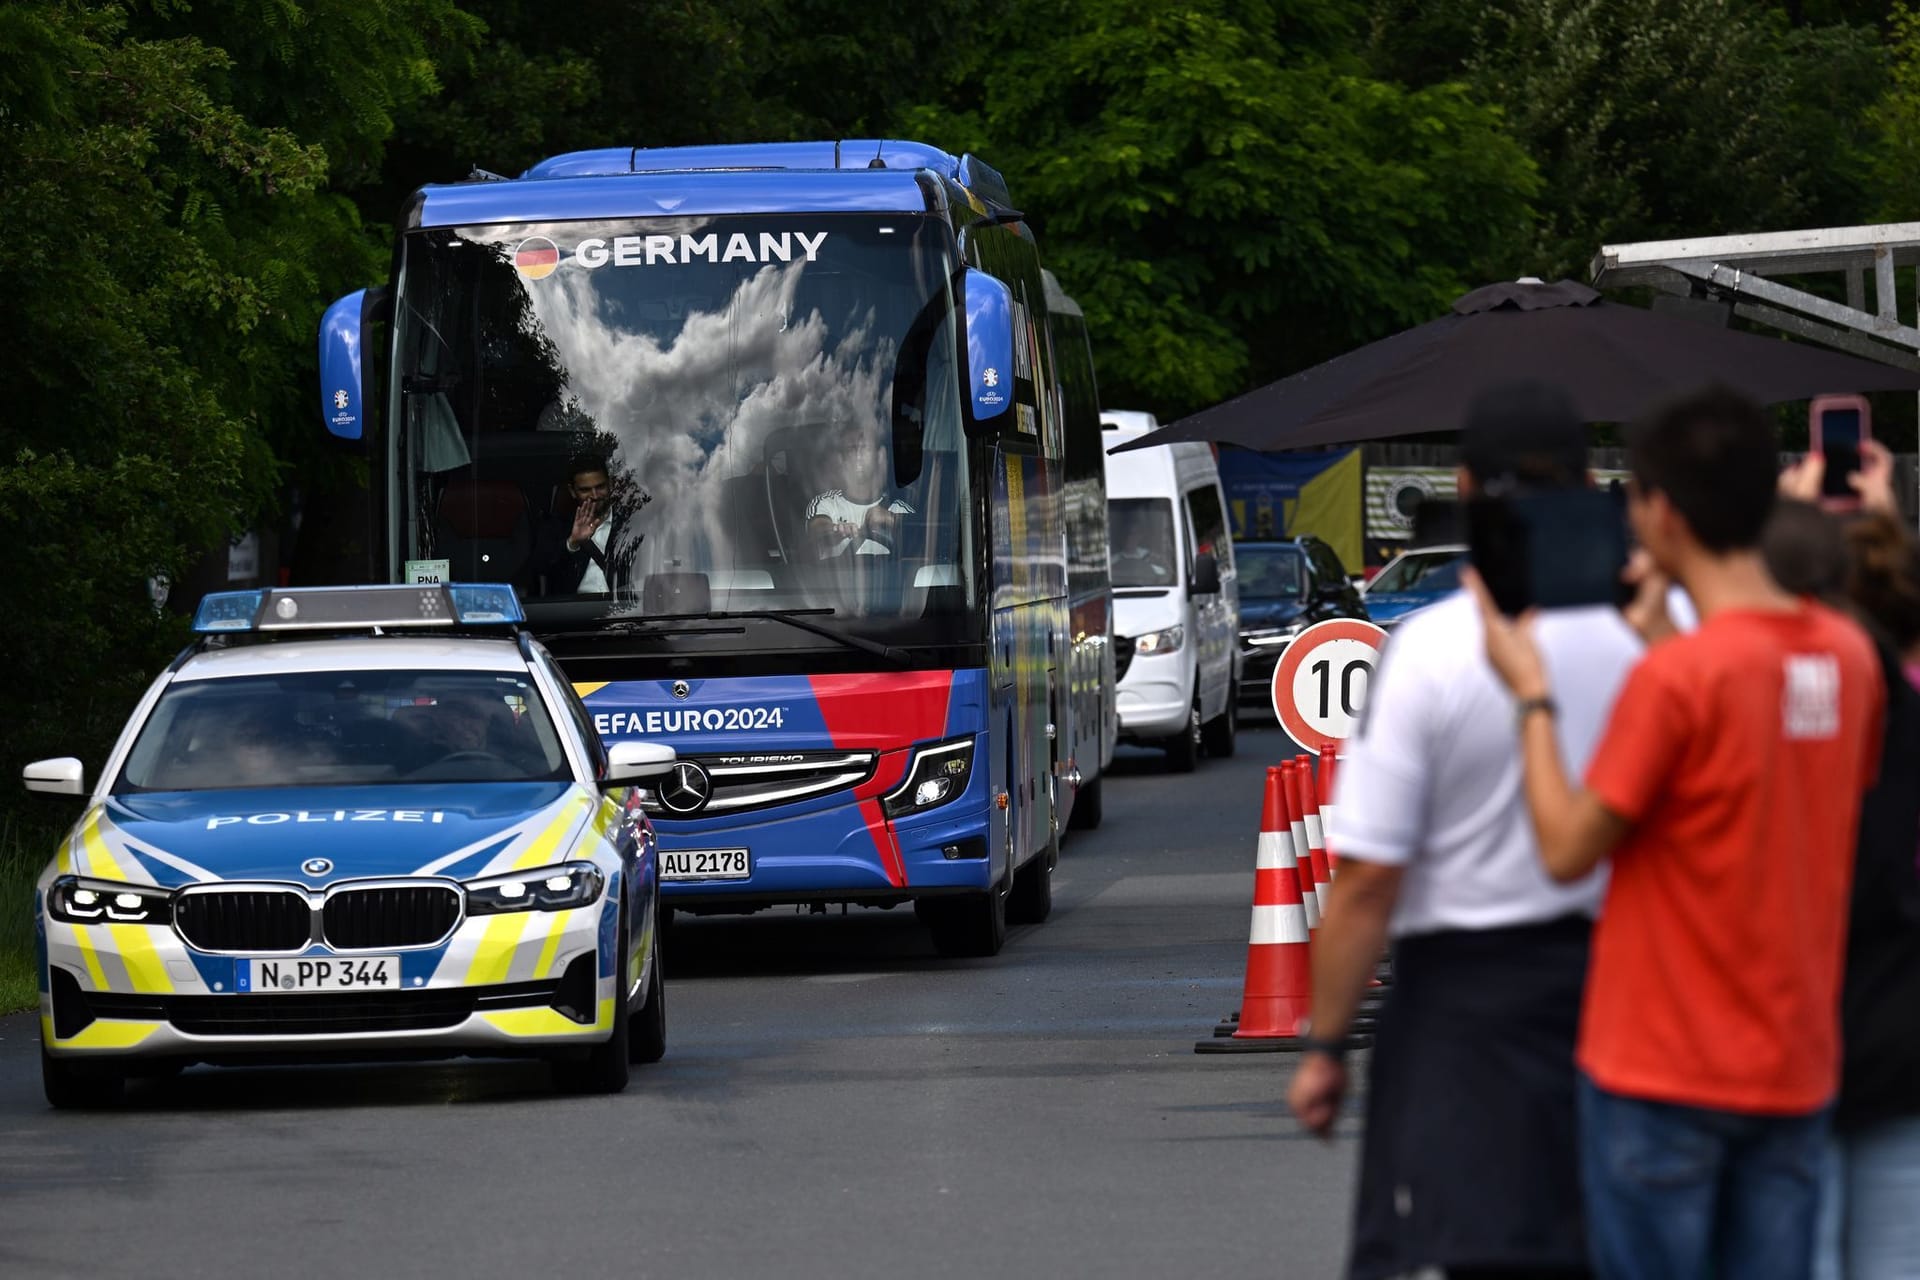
xmin=1470 ymin=385 xmax=1886 ymax=1280
xmin=1288 ymin=381 xmax=1642 ymax=1280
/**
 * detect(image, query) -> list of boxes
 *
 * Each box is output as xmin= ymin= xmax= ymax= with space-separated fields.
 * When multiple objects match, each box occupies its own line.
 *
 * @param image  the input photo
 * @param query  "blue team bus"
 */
xmin=316 ymin=140 xmax=1114 ymax=956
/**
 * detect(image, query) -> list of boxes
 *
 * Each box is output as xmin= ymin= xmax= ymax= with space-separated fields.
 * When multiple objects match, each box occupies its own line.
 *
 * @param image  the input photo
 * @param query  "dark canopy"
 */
xmin=1114 ymin=280 xmax=1920 ymax=452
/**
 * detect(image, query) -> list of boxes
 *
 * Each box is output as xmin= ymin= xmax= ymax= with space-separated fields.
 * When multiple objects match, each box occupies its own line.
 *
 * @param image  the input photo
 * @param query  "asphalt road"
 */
xmin=0 ymin=723 xmax=1359 ymax=1279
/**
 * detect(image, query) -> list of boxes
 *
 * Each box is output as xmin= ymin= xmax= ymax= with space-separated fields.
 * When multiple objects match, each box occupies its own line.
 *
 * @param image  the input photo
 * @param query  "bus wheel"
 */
xmin=1067 ymin=773 xmax=1103 ymax=831
xmin=919 ymin=882 xmax=1008 ymax=958
xmin=1008 ymin=835 xmax=1056 ymax=924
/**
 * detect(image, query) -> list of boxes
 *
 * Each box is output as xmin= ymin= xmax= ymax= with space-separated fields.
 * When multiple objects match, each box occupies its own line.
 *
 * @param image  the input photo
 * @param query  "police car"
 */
xmin=23 ymin=584 xmax=675 ymax=1106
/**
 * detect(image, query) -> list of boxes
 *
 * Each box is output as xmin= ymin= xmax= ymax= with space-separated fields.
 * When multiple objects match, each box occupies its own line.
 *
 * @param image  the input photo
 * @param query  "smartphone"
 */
xmin=1468 ymin=487 xmax=1630 ymax=616
xmin=1810 ymin=393 xmax=1871 ymax=504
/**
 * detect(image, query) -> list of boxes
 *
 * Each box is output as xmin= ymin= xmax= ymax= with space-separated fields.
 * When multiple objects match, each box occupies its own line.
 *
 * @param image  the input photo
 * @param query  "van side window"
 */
xmin=1185 ymin=485 xmax=1228 ymax=571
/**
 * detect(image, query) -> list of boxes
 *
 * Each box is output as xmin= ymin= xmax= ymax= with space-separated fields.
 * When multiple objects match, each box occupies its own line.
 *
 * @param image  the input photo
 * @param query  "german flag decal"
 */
xmin=513 ymin=236 xmax=560 ymax=280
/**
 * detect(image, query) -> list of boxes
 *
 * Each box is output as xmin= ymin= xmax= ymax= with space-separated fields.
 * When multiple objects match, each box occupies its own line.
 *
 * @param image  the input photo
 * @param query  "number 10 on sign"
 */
xmin=1271 ymin=618 xmax=1388 ymax=753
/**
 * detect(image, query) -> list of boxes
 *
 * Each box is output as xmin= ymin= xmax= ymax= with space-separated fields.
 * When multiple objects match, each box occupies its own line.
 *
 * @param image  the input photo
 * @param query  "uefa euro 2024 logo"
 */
xmin=983 ymin=368 xmax=999 ymax=388
xmin=333 ymin=390 xmax=350 ymax=410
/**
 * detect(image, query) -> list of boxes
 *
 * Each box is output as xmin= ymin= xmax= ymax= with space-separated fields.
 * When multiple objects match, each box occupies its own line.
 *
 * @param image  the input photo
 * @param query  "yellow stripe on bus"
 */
xmin=572 ymin=681 xmax=609 ymax=699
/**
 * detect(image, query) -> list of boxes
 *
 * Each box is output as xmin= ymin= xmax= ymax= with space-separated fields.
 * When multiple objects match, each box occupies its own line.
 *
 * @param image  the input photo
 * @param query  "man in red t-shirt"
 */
xmin=1470 ymin=385 xmax=1884 ymax=1280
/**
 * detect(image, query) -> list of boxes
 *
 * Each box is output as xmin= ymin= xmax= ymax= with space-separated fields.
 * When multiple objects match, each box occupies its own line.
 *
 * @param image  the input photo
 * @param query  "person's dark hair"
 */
xmin=1761 ymin=499 xmax=1848 ymax=603
xmin=1459 ymin=380 xmax=1588 ymax=490
xmin=568 ymin=454 xmax=610 ymax=483
xmin=1625 ymin=385 xmax=1776 ymax=552
xmin=1844 ymin=513 xmax=1920 ymax=653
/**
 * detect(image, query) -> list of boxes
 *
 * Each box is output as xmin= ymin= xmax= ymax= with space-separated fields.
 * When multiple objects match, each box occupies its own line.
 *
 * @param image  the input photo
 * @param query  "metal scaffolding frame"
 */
xmin=1592 ymin=222 xmax=1920 ymax=521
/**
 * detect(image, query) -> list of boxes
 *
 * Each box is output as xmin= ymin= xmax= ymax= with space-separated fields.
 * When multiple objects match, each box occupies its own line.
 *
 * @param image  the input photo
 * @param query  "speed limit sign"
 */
xmin=1271 ymin=618 xmax=1389 ymax=753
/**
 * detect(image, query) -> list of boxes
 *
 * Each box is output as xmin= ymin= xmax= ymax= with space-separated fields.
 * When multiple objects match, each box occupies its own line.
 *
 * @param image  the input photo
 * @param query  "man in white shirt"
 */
xmin=807 ymin=422 xmax=915 ymax=557
xmin=1288 ymin=381 xmax=1643 ymax=1280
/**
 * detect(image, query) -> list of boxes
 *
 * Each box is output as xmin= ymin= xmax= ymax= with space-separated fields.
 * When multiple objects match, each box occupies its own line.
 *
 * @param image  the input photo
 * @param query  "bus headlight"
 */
xmin=883 ymin=738 xmax=975 ymax=819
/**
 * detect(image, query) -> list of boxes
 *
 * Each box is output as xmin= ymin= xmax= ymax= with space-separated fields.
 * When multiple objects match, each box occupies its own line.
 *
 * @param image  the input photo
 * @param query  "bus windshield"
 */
xmin=389 ymin=214 xmax=974 ymax=643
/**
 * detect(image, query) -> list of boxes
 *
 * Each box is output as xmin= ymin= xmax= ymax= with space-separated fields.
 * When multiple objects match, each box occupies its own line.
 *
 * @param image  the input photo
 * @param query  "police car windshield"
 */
xmin=117 ymin=671 xmax=572 ymax=792
xmin=391 ymin=213 xmax=976 ymax=643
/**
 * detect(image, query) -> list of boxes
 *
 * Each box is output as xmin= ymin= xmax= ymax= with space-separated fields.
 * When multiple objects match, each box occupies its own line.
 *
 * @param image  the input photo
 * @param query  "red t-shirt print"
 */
xmin=1580 ymin=603 xmax=1884 ymax=1114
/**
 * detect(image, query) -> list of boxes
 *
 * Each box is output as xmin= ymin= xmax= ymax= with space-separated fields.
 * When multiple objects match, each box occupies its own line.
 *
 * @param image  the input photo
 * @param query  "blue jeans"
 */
xmin=1577 ymin=1074 xmax=1831 ymax=1280
xmin=1814 ymin=1115 xmax=1920 ymax=1279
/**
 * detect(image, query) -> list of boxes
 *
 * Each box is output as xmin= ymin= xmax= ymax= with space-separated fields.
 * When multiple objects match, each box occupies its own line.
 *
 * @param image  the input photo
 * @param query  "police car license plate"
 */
xmin=661 ymin=849 xmax=750 ymax=881
xmin=250 ymin=956 xmax=401 ymax=994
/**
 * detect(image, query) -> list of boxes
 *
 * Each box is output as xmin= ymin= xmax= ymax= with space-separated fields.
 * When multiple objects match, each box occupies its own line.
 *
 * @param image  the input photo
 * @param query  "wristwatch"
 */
xmin=1515 ymin=695 xmax=1557 ymax=726
xmin=1299 ymin=1036 xmax=1349 ymax=1062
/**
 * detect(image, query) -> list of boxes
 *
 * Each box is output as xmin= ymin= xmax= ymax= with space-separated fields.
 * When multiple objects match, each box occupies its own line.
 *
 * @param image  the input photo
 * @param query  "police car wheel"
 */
xmin=630 ymin=919 xmax=666 ymax=1066
xmin=553 ymin=910 xmax=632 ymax=1095
xmin=42 ymin=1046 xmax=125 ymax=1110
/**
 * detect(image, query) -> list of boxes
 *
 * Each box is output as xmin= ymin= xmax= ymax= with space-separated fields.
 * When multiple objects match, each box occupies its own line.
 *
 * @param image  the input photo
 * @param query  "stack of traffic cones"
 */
xmin=1198 ymin=765 xmax=1316 ymax=1053
xmin=1203 ymin=750 xmax=1380 ymax=1052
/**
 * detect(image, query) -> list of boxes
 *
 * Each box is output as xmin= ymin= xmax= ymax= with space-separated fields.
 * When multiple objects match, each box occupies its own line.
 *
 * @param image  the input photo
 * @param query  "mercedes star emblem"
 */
xmin=672 ymin=680 xmax=691 ymax=700
xmin=657 ymin=761 xmax=713 ymax=815
xmin=301 ymin=857 xmax=333 ymax=876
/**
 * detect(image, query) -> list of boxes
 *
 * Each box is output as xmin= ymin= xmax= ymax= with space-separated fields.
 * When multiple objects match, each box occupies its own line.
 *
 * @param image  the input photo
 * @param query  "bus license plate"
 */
xmin=661 ymin=849 xmax=751 ymax=881
xmin=250 ymin=956 xmax=401 ymax=994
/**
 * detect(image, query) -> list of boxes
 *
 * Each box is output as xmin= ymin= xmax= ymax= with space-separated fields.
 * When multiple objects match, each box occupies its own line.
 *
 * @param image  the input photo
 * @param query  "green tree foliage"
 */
xmin=1369 ymin=0 xmax=1885 ymax=279
xmin=902 ymin=0 xmax=1539 ymax=416
xmin=1867 ymin=3 xmax=1920 ymax=220
xmin=0 ymin=0 xmax=461 ymax=802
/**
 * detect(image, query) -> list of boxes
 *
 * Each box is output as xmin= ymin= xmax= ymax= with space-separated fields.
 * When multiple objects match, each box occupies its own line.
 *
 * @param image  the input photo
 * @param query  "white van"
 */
xmin=1100 ymin=411 xmax=1241 ymax=771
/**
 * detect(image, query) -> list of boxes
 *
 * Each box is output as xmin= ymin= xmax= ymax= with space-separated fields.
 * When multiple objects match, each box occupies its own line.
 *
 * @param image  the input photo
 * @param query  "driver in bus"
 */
xmin=522 ymin=453 xmax=648 ymax=595
xmin=805 ymin=420 xmax=916 ymax=558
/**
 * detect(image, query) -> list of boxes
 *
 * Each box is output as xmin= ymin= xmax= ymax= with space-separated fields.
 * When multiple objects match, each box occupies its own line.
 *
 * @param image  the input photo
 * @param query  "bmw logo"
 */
xmin=672 ymin=680 xmax=691 ymax=700
xmin=301 ymin=857 xmax=333 ymax=876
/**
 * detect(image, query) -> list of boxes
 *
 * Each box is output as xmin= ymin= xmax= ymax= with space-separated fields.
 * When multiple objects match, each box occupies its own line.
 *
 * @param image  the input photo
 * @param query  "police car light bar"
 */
xmin=192 ymin=584 xmax=525 ymax=633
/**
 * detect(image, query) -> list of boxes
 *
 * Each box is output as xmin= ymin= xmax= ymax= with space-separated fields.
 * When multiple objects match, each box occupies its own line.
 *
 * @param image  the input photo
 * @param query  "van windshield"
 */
xmin=1109 ymin=499 xmax=1177 ymax=588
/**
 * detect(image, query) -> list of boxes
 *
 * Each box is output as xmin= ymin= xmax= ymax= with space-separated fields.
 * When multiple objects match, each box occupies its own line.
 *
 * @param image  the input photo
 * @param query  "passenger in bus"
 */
xmin=522 ymin=453 xmax=645 ymax=595
xmin=806 ymin=421 xmax=916 ymax=558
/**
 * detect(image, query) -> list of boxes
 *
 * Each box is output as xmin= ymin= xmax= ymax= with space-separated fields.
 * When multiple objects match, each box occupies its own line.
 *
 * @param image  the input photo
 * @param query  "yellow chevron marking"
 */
xmin=572 ymin=681 xmax=610 ymax=699
xmin=47 ymin=1017 xmax=161 ymax=1050
xmin=80 ymin=812 xmax=129 ymax=882
xmin=69 ymin=925 xmax=108 ymax=989
xmin=480 ymin=997 xmax=613 ymax=1038
xmin=510 ymin=793 xmax=592 ymax=870
xmin=465 ymin=911 xmax=531 ymax=987
xmin=108 ymin=924 xmax=173 ymax=994
xmin=532 ymin=907 xmax=582 ymax=980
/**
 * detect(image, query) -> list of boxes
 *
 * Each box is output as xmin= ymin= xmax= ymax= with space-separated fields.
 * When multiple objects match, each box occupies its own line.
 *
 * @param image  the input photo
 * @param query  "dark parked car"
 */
xmin=1234 ymin=536 xmax=1369 ymax=712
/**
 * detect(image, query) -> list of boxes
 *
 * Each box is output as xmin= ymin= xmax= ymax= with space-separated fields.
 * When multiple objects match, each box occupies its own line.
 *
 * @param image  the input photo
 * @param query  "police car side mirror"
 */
xmin=959 ymin=268 xmax=1018 ymax=437
xmin=23 ymin=757 xmax=85 ymax=797
xmin=604 ymin=741 xmax=676 ymax=784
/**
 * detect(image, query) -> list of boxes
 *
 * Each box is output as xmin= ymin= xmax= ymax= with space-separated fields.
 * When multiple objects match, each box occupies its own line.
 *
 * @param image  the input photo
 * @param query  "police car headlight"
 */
xmin=1133 ymin=625 xmax=1184 ymax=655
xmin=464 ymin=862 xmax=605 ymax=916
xmin=48 ymin=875 xmax=172 ymax=926
xmin=882 ymin=737 xmax=975 ymax=819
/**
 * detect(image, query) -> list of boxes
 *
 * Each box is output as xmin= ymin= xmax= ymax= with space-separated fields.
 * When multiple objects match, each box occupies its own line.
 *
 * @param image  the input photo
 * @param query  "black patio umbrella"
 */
xmin=1112 ymin=279 xmax=1920 ymax=453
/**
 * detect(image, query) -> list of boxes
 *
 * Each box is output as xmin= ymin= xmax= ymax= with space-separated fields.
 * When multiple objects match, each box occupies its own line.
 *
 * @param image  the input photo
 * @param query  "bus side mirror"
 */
xmin=959 ymin=268 xmax=1016 ymax=437
xmin=319 ymin=286 xmax=389 ymax=445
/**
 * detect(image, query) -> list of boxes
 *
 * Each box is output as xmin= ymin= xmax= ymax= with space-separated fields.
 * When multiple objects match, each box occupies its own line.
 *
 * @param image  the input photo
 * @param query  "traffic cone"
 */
xmin=1317 ymin=743 xmax=1340 ymax=868
xmin=1282 ymin=760 xmax=1324 ymax=924
xmin=1292 ymin=756 xmax=1334 ymax=913
xmin=1215 ymin=765 xmax=1306 ymax=1037
xmin=1197 ymin=766 xmax=1316 ymax=1054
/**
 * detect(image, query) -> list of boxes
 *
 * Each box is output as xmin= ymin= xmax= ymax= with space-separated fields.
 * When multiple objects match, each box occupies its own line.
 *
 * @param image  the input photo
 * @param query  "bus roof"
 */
xmin=406 ymin=139 xmax=1013 ymax=231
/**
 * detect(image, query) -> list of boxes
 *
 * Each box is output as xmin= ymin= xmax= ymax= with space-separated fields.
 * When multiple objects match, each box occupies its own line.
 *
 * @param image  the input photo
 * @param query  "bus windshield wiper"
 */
xmin=540 ymin=608 xmax=910 ymax=665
